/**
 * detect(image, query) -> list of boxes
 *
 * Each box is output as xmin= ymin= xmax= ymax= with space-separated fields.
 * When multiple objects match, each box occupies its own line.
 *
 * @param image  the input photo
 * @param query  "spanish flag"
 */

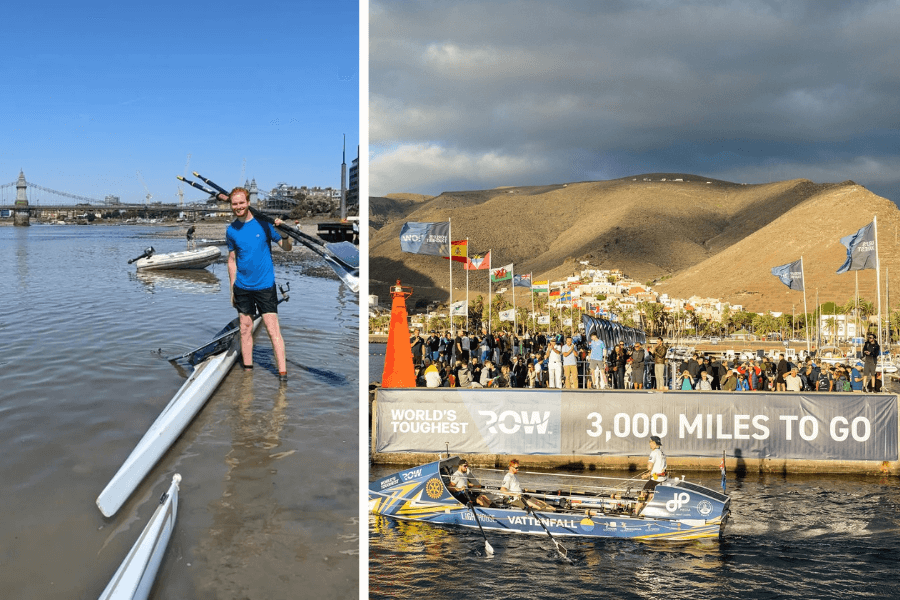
xmin=442 ymin=239 xmax=469 ymax=264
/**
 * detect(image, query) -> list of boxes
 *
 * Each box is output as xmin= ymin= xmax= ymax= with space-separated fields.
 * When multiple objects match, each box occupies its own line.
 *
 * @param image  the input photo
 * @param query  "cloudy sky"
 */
xmin=370 ymin=0 xmax=900 ymax=204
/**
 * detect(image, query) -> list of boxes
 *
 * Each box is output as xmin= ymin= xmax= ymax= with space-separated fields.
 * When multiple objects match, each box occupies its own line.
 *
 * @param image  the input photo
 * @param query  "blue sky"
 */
xmin=0 ymin=0 xmax=358 ymax=206
xmin=370 ymin=0 xmax=900 ymax=206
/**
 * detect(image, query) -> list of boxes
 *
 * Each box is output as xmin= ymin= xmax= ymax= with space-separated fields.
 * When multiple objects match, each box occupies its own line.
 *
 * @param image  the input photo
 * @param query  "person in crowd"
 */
xmin=679 ymin=370 xmax=694 ymax=390
xmin=470 ymin=357 xmax=483 ymax=386
xmin=589 ymin=332 xmax=608 ymax=390
xmin=816 ymin=364 xmax=833 ymax=392
xmin=547 ymin=337 xmax=563 ymax=388
xmin=834 ymin=365 xmax=851 ymax=392
xmin=480 ymin=359 xmax=499 ymax=387
xmin=630 ymin=341 xmax=647 ymax=390
xmin=850 ymin=362 xmax=864 ymax=392
xmin=735 ymin=371 xmax=750 ymax=391
xmin=533 ymin=352 xmax=544 ymax=388
xmin=785 ymin=367 xmax=803 ymax=392
xmin=425 ymin=330 xmax=440 ymax=362
xmin=423 ymin=358 xmax=442 ymax=388
xmin=652 ymin=337 xmax=668 ymax=391
xmin=862 ymin=333 xmax=880 ymax=390
xmin=512 ymin=356 xmax=528 ymax=388
xmin=866 ymin=371 xmax=883 ymax=393
xmin=494 ymin=364 xmax=513 ymax=388
xmin=614 ymin=342 xmax=628 ymax=389
xmin=460 ymin=330 xmax=470 ymax=362
xmin=775 ymin=353 xmax=789 ymax=391
xmin=720 ymin=368 xmax=738 ymax=391
xmin=562 ymin=335 xmax=579 ymax=389
xmin=686 ymin=353 xmax=701 ymax=388
xmin=697 ymin=370 xmax=713 ymax=390
xmin=708 ymin=355 xmax=722 ymax=390
xmin=624 ymin=358 xmax=634 ymax=389
xmin=457 ymin=358 xmax=473 ymax=388
xmin=526 ymin=362 xmax=538 ymax=388
xmin=479 ymin=327 xmax=493 ymax=363
xmin=410 ymin=330 xmax=425 ymax=368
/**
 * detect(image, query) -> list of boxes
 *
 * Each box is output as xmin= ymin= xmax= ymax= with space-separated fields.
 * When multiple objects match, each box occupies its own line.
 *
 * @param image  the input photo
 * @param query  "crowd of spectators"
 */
xmin=408 ymin=328 xmax=885 ymax=393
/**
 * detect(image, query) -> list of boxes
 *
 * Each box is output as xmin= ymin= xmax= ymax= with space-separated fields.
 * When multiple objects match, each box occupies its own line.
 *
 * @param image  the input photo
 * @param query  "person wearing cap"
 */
xmin=449 ymin=460 xmax=482 ymax=492
xmin=547 ymin=337 xmax=563 ymax=388
xmin=785 ymin=367 xmax=803 ymax=392
xmin=850 ymin=362 xmax=864 ymax=392
xmin=635 ymin=436 xmax=667 ymax=515
xmin=862 ymin=333 xmax=880 ymax=390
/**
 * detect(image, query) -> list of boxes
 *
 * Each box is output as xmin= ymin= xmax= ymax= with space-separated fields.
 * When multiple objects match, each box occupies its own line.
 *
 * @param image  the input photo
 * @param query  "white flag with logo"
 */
xmin=563 ymin=318 xmax=573 ymax=326
xmin=537 ymin=315 xmax=551 ymax=325
xmin=499 ymin=309 xmax=516 ymax=322
xmin=450 ymin=300 xmax=468 ymax=316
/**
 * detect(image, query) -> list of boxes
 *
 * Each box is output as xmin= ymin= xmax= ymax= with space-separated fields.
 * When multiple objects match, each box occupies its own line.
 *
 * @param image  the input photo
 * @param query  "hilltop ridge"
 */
xmin=369 ymin=175 xmax=899 ymax=313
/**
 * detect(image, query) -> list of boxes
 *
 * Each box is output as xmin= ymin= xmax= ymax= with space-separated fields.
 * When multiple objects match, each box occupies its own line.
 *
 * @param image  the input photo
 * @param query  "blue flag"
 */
xmin=513 ymin=273 xmax=532 ymax=288
xmin=399 ymin=222 xmax=450 ymax=256
xmin=836 ymin=221 xmax=876 ymax=273
xmin=771 ymin=258 xmax=804 ymax=291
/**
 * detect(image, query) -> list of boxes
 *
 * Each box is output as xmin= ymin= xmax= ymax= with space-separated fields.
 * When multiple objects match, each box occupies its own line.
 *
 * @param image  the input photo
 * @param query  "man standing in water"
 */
xmin=225 ymin=187 xmax=292 ymax=381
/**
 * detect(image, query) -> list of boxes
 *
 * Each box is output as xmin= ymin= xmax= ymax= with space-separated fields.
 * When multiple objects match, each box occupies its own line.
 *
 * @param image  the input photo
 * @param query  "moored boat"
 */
xmin=98 ymin=474 xmax=181 ymax=600
xmin=370 ymin=457 xmax=730 ymax=542
xmin=130 ymin=246 xmax=221 ymax=271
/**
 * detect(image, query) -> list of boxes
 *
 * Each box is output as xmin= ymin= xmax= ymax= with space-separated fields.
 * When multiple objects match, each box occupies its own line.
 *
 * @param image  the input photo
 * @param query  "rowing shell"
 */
xmin=96 ymin=317 xmax=259 ymax=517
xmin=98 ymin=474 xmax=180 ymax=600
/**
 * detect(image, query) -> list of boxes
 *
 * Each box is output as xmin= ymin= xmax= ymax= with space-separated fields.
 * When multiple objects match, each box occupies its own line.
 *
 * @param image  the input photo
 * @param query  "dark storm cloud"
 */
xmin=370 ymin=0 xmax=900 ymax=202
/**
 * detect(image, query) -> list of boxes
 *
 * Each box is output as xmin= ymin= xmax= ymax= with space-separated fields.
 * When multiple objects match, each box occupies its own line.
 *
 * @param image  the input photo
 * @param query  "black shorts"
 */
xmin=233 ymin=285 xmax=278 ymax=316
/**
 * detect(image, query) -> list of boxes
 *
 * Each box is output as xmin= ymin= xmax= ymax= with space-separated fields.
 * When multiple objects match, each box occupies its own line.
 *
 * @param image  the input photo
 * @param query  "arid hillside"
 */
xmin=369 ymin=175 xmax=900 ymax=313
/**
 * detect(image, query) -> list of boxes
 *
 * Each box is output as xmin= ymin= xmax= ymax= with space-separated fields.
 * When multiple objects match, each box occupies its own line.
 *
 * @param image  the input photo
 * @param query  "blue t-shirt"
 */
xmin=589 ymin=339 xmax=606 ymax=361
xmin=850 ymin=368 xmax=863 ymax=391
xmin=226 ymin=217 xmax=281 ymax=291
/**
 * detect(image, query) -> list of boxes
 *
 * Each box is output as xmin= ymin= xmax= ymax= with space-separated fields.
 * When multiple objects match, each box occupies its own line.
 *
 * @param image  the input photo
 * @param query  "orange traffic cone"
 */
xmin=382 ymin=280 xmax=416 ymax=388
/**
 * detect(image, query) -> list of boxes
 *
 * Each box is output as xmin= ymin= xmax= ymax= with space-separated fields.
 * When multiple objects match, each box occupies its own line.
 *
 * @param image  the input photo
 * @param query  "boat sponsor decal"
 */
xmin=380 ymin=476 xmax=400 ymax=490
xmin=696 ymin=500 xmax=713 ymax=517
xmin=505 ymin=515 xmax=577 ymax=529
xmin=461 ymin=511 xmax=498 ymax=523
xmin=666 ymin=492 xmax=691 ymax=513
xmin=479 ymin=410 xmax=551 ymax=435
xmin=579 ymin=517 xmax=596 ymax=532
xmin=400 ymin=467 xmax=424 ymax=482
xmin=425 ymin=478 xmax=444 ymax=499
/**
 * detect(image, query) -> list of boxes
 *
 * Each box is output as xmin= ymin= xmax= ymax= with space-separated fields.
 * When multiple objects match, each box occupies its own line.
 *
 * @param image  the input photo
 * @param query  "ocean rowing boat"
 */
xmin=96 ymin=315 xmax=260 ymax=517
xmin=370 ymin=457 xmax=730 ymax=541
xmin=98 ymin=474 xmax=180 ymax=600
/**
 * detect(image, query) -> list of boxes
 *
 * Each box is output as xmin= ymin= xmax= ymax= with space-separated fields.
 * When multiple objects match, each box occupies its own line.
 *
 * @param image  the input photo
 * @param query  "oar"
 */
xmin=522 ymin=495 xmax=568 ymax=560
xmin=466 ymin=500 xmax=494 ymax=556
xmin=178 ymin=173 xmax=360 ymax=292
xmin=165 ymin=325 xmax=239 ymax=362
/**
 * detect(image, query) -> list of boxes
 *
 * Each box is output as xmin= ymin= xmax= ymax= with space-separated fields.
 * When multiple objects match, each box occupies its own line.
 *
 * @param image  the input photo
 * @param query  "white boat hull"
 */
xmin=134 ymin=246 xmax=221 ymax=271
xmin=98 ymin=474 xmax=180 ymax=600
xmin=96 ymin=319 xmax=259 ymax=517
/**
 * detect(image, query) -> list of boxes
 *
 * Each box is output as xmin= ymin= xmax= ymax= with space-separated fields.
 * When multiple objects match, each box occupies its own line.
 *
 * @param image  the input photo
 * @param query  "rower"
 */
xmin=634 ymin=435 xmax=667 ymax=516
xmin=447 ymin=460 xmax=490 ymax=506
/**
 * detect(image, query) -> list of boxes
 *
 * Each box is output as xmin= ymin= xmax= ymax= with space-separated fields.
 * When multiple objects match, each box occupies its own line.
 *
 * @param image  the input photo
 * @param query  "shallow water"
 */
xmin=369 ymin=465 xmax=900 ymax=599
xmin=0 ymin=224 xmax=358 ymax=599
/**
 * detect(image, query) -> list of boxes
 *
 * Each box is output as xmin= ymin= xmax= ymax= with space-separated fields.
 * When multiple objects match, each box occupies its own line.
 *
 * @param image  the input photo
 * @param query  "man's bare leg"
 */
xmin=239 ymin=312 xmax=255 ymax=368
xmin=262 ymin=312 xmax=287 ymax=376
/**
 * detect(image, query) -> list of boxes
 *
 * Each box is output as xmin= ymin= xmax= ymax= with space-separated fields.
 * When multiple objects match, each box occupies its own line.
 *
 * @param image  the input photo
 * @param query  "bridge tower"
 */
xmin=13 ymin=170 xmax=29 ymax=226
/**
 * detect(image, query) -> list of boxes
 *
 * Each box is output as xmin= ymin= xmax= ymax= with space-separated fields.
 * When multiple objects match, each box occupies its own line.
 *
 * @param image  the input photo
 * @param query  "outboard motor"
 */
xmin=128 ymin=247 xmax=155 ymax=264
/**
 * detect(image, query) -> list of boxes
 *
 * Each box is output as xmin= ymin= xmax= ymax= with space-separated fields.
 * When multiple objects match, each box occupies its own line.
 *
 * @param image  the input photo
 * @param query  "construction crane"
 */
xmin=137 ymin=170 xmax=152 ymax=204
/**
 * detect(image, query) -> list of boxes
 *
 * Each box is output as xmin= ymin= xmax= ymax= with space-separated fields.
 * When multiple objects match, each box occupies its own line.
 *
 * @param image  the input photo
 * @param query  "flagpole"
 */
xmin=875 ymin=215 xmax=882 ymax=363
xmin=488 ymin=250 xmax=492 ymax=335
xmin=511 ymin=264 xmax=517 ymax=336
xmin=465 ymin=237 xmax=469 ymax=333
xmin=530 ymin=273 xmax=535 ymax=336
xmin=801 ymin=256 xmax=810 ymax=356
xmin=448 ymin=218 xmax=453 ymax=334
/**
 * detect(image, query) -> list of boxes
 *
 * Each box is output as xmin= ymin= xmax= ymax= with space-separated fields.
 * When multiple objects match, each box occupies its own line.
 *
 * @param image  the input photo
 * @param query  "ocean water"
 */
xmin=0 ymin=224 xmax=358 ymax=599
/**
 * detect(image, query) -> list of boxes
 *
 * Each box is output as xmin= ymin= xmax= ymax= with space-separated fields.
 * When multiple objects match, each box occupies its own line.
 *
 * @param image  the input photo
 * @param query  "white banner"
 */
xmin=563 ymin=318 xmax=573 ymax=326
xmin=499 ymin=309 xmax=516 ymax=322
xmin=450 ymin=300 xmax=468 ymax=316
xmin=537 ymin=315 xmax=551 ymax=325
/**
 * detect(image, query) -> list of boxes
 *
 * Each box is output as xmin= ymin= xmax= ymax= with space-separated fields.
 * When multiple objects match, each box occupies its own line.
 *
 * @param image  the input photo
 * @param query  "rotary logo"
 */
xmin=697 ymin=500 xmax=713 ymax=516
xmin=425 ymin=478 xmax=444 ymax=499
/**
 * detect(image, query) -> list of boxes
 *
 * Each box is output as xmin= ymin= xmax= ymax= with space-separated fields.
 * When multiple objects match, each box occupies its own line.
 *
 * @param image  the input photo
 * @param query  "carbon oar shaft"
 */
xmin=467 ymin=501 xmax=494 ymax=556
xmin=192 ymin=171 xmax=229 ymax=195
xmin=523 ymin=496 xmax=568 ymax=559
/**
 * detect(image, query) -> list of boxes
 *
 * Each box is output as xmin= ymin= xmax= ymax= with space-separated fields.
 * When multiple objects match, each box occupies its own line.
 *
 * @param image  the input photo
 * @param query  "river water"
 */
xmin=0 ymin=224 xmax=358 ymax=599
xmin=367 ymin=344 xmax=900 ymax=599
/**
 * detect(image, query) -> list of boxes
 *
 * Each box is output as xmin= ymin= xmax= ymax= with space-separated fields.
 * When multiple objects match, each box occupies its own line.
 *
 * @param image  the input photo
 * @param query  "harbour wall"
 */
xmin=371 ymin=388 xmax=900 ymax=475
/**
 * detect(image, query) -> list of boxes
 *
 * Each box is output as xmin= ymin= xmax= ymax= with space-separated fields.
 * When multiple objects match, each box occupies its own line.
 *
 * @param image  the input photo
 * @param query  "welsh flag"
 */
xmin=442 ymin=240 xmax=469 ymax=264
xmin=491 ymin=263 xmax=513 ymax=282
xmin=465 ymin=251 xmax=491 ymax=271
